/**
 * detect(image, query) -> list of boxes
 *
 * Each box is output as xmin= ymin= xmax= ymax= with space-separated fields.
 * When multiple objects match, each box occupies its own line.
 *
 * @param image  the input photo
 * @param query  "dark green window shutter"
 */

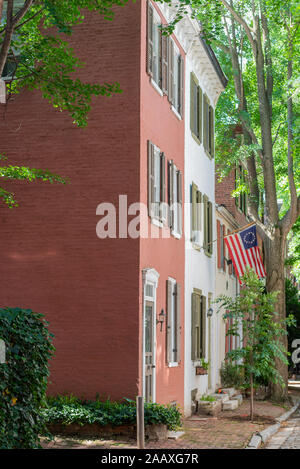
xmin=166 ymin=280 xmax=173 ymax=364
xmin=208 ymin=201 xmax=213 ymax=254
xmin=201 ymin=296 xmax=206 ymax=357
xmin=198 ymin=86 xmax=203 ymax=142
xmin=203 ymin=94 xmax=209 ymax=152
xmin=191 ymin=183 xmax=197 ymax=242
xmin=209 ymin=105 xmax=214 ymax=157
xmin=178 ymin=55 xmax=184 ymax=116
xmin=191 ymin=293 xmax=197 ymax=360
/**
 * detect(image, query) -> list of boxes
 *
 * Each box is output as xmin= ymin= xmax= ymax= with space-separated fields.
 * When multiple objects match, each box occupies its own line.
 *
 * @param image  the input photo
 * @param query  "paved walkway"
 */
xmin=41 ymin=400 xmax=290 ymax=450
xmin=264 ymin=407 xmax=300 ymax=449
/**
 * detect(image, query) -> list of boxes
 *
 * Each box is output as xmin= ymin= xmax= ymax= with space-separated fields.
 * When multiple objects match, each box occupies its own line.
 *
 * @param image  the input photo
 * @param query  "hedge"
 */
xmin=42 ymin=395 xmax=182 ymax=431
xmin=0 ymin=307 xmax=54 ymax=449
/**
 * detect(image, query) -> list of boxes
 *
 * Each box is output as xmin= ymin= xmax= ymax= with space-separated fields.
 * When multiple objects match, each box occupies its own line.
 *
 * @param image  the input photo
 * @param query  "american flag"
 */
xmin=224 ymin=224 xmax=266 ymax=284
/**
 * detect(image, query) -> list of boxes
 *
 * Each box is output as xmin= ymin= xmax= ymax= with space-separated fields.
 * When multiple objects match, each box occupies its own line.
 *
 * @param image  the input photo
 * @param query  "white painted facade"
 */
xmin=183 ymin=26 xmax=225 ymax=416
xmin=215 ymin=205 xmax=240 ymax=387
xmin=156 ymin=2 xmax=226 ymax=416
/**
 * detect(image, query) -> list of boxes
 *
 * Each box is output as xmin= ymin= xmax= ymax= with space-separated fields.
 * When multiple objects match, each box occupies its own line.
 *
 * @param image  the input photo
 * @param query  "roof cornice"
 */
xmin=156 ymin=1 xmax=227 ymax=106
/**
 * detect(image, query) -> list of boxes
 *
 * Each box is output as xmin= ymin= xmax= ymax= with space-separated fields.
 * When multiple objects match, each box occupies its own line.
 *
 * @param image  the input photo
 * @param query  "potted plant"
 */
xmin=195 ymin=358 xmax=209 ymax=375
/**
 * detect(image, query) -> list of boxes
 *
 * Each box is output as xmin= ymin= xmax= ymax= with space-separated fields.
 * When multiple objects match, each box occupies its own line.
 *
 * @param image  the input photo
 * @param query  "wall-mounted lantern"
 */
xmin=156 ymin=309 xmax=165 ymax=332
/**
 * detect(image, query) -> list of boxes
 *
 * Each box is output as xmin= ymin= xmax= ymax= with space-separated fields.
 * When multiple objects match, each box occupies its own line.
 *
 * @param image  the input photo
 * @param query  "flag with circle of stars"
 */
xmin=225 ymin=224 xmax=266 ymax=284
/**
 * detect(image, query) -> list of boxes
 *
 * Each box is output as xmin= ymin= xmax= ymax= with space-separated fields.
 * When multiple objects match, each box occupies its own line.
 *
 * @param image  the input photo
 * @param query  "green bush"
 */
xmin=0 ymin=307 xmax=54 ymax=449
xmin=42 ymin=395 xmax=182 ymax=431
xmin=220 ymin=361 xmax=245 ymax=389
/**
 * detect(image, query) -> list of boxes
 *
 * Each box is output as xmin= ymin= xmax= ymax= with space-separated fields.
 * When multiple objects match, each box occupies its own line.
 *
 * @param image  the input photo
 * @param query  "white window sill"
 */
xmin=150 ymin=78 xmax=163 ymax=96
xmin=151 ymin=217 xmax=163 ymax=228
xmin=172 ymin=230 xmax=182 ymax=240
xmin=168 ymin=362 xmax=179 ymax=368
xmin=171 ymin=105 xmax=182 ymax=121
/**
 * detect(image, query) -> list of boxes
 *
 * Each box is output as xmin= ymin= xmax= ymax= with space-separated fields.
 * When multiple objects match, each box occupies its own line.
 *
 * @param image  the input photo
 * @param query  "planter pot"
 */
xmin=197 ymin=400 xmax=222 ymax=416
xmin=195 ymin=366 xmax=208 ymax=375
xmin=47 ymin=422 xmax=168 ymax=441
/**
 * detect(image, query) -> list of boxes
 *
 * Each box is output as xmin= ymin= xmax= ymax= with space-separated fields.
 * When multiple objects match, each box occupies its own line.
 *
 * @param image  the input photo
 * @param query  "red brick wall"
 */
xmin=215 ymin=169 xmax=248 ymax=227
xmin=0 ymin=3 xmax=142 ymax=400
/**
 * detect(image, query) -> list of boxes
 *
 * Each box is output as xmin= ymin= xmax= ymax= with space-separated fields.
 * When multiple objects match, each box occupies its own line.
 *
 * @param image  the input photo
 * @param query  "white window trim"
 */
xmin=171 ymin=164 xmax=182 ymax=239
xmin=142 ymin=268 xmax=160 ymax=403
xmin=171 ymin=105 xmax=182 ymax=121
xmin=150 ymin=77 xmax=163 ymax=96
xmin=168 ymin=362 xmax=179 ymax=368
xmin=151 ymin=217 xmax=163 ymax=228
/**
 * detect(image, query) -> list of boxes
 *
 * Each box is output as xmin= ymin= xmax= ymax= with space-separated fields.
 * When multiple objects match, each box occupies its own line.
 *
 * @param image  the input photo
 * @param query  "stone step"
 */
xmin=231 ymin=394 xmax=243 ymax=406
xmin=222 ymin=399 xmax=239 ymax=411
xmin=221 ymin=387 xmax=236 ymax=397
xmin=197 ymin=399 xmax=222 ymax=416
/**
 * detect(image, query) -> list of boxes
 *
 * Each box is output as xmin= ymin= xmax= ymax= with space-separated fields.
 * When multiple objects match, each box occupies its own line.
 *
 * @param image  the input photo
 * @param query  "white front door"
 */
xmin=144 ymin=300 xmax=155 ymax=402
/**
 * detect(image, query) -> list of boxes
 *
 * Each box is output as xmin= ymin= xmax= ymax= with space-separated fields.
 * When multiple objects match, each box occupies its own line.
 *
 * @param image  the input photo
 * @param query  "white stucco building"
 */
xmin=182 ymin=18 xmax=227 ymax=416
xmin=214 ymin=204 xmax=241 ymax=390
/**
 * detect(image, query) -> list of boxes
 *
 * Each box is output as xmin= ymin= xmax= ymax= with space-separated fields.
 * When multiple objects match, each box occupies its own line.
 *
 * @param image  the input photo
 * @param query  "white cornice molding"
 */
xmin=156 ymin=1 xmax=225 ymax=107
xmin=142 ymin=268 xmax=160 ymax=286
xmin=216 ymin=204 xmax=240 ymax=230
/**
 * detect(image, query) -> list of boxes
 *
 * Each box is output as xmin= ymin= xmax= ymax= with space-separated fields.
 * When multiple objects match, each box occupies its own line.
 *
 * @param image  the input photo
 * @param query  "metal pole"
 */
xmin=136 ymin=395 xmax=145 ymax=449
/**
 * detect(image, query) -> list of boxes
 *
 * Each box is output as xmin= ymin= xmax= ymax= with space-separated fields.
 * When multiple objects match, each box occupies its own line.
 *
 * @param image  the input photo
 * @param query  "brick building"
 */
xmin=0 ymin=1 xmax=226 ymax=413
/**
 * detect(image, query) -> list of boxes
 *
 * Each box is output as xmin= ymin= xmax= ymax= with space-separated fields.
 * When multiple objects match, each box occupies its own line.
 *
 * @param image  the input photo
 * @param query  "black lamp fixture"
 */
xmin=225 ymin=258 xmax=233 ymax=265
xmin=156 ymin=309 xmax=165 ymax=332
xmin=207 ymin=307 xmax=214 ymax=318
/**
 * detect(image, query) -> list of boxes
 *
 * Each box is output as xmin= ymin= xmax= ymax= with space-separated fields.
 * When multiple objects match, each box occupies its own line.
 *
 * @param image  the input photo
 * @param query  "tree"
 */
xmin=0 ymin=0 xmax=128 ymax=206
xmin=216 ymin=270 xmax=294 ymax=420
xmin=161 ymin=0 xmax=300 ymax=400
xmin=285 ymin=277 xmax=300 ymax=372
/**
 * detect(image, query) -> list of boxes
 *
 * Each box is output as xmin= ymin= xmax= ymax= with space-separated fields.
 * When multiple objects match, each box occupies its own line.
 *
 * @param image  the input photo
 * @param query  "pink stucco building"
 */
xmin=0 ymin=1 xmax=226 ymax=413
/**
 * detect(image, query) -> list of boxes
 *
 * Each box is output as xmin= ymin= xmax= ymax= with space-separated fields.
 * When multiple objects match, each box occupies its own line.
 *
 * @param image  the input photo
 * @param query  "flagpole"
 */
xmin=198 ymin=221 xmax=256 ymax=251
xmin=224 ymin=221 xmax=256 ymax=238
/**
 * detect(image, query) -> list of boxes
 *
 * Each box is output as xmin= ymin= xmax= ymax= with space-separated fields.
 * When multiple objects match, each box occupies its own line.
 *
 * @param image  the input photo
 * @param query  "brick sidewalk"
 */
xmin=41 ymin=399 xmax=292 ymax=450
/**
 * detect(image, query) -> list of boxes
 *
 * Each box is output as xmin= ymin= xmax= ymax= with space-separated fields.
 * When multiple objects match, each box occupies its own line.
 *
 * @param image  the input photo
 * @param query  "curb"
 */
xmin=245 ymin=400 xmax=300 ymax=449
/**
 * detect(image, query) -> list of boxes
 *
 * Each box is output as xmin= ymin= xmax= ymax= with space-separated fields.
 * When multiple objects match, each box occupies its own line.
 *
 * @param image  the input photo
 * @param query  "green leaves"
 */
xmin=0 ymin=158 xmax=68 ymax=207
xmin=0 ymin=307 xmax=54 ymax=449
xmin=41 ymin=395 xmax=182 ymax=431
xmin=216 ymin=269 xmax=291 ymax=389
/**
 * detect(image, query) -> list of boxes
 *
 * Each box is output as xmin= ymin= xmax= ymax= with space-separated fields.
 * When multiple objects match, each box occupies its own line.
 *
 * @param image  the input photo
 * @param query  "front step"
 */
xmin=222 ymin=399 xmax=239 ymax=411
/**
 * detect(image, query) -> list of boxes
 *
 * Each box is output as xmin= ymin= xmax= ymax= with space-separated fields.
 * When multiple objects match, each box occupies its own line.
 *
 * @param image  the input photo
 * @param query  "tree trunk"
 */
xmin=250 ymin=372 xmax=254 ymax=421
xmin=264 ymin=229 xmax=288 ymax=401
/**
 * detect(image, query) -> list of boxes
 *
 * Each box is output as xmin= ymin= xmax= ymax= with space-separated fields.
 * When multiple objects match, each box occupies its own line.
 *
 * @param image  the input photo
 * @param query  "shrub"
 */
xmin=0 ymin=307 xmax=54 ymax=448
xmin=199 ymin=395 xmax=216 ymax=402
xmin=220 ymin=361 xmax=245 ymax=389
xmin=42 ymin=395 xmax=182 ymax=431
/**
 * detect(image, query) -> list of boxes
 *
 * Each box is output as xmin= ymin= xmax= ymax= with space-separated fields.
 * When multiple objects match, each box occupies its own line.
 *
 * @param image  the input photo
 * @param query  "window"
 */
xmin=203 ymin=94 xmax=215 ymax=158
xmin=170 ymin=43 xmax=184 ymax=115
xmin=190 ymin=73 xmax=202 ymax=143
xmin=168 ymin=160 xmax=182 ymax=236
xmin=235 ymin=164 xmax=247 ymax=214
xmin=147 ymin=3 xmax=184 ymax=116
xmin=167 ymin=279 xmax=181 ymax=365
xmin=191 ymin=183 xmax=202 ymax=246
xmin=227 ymin=228 xmax=233 ymax=275
xmin=191 ymin=290 xmax=206 ymax=360
xmin=217 ymin=220 xmax=226 ymax=271
xmin=203 ymin=195 xmax=213 ymax=256
xmin=148 ymin=141 xmax=166 ymax=222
